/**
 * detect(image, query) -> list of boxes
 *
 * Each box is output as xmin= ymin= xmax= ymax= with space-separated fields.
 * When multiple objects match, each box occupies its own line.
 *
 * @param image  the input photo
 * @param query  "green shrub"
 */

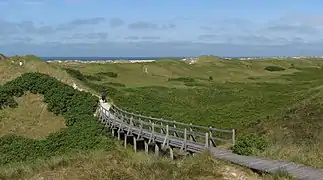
xmin=264 ymin=66 xmax=285 ymax=72
xmin=65 ymin=68 xmax=102 ymax=81
xmin=0 ymin=72 xmax=115 ymax=165
xmin=97 ymin=72 xmax=118 ymax=78
xmin=0 ymin=86 xmax=17 ymax=109
xmin=232 ymin=134 xmax=268 ymax=156
xmin=168 ymin=77 xmax=196 ymax=83
xmin=65 ymin=68 xmax=87 ymax=81
xmin=184 ymin=82 xmax=206 ymax=87
xmin=107 ymin=82 xmax=125 ymax=87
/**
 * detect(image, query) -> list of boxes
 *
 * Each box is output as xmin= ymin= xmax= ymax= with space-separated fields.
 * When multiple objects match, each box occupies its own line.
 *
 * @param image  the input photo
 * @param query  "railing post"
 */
xmin=162 ymin=124 xmax=169 ymax=148
xmin=149 ymin=120 xmax=152 ymax=131
xmin=125 ymin=114 xmax=128 ymax=124
xmin=173 ymin=121 xmax=177 ymax=137
xmin=209 ymin=126 xmax=214 ymax=147
xmin=232 ymin=129 xmax=235 ymax=145
xmin=189 ymin=123 xmax=193 ymax=141
xmin=105 ymin=109 xmax=109 ymax=127
xmin=166 ymin=124 xmax=169 ymax=137
xmin=129 ymin=116 xmax=133 ymax=132
xmin=139 ymin=117 xmax=142 ymax=128
xmin=184 ymin=128 xmax=187 ymax=151
xmin=205 ymin=132 xmax=209 ymax=148
xmin=149 ymin=122 xmax=155 ymax=144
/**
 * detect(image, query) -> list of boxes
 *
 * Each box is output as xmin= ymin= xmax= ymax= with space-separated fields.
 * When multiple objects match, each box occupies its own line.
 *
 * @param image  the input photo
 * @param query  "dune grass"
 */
xmin=0 ymin=147 xmax=294 ymax=180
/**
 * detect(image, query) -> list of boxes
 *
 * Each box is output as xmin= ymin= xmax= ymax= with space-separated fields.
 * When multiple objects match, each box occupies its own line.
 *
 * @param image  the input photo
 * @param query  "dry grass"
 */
xmin=0 ymin=56 xmax=71 ymax=85
xmin=0 ymin=56 xmax=96 ymax=94
xmin=0 ymin=93 xmax=66 ymax=139
xmin=0 ymin=149 xmax=291 ymax=180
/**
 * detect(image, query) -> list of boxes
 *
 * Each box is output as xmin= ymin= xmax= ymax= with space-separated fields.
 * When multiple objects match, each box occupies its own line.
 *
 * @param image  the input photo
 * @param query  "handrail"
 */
xmin=103 ymin=103 xmax=236 ymax=145
xmin=111 ymin=104 xmax=234 ymax=133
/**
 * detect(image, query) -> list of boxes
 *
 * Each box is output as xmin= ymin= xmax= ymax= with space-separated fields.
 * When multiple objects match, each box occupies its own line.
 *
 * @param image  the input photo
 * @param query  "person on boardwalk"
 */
xmin=101 ymin=88 xmax=107 ymax=102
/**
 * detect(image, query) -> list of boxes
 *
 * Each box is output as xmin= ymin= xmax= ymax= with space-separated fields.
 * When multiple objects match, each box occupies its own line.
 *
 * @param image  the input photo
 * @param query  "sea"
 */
xmin=40 ymin=57 xmax=187 ymax=61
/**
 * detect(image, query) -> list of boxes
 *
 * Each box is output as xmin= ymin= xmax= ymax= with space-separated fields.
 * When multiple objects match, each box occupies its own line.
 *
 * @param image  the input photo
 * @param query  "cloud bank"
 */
xmin=2 ymin=13 xmax=323 ymax=56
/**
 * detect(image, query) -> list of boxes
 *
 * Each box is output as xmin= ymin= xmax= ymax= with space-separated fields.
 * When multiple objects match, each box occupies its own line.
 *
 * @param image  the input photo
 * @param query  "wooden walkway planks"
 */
xmin=98 ymin=103 xmax=323 ymax=180
xmin=210 ymin=148 xmax=323 ymax=180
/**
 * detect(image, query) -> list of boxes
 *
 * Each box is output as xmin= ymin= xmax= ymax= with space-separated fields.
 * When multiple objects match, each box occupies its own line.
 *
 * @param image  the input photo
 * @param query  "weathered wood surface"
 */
xmin=98 ymin=102 xmax=323 ymax=180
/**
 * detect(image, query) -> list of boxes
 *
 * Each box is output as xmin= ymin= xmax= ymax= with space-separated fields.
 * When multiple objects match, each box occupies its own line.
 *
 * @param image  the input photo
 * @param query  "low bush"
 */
xmin=65 ymin=68 xmax=102 ymax=81
xmin=97 ymin=72 xmax=118 ymax=78
xmin=168 ymin=77 xmax=196 ymax=83
xmin=107 ymin=82 xmax=126 ymax=87
xmin=184 ymin=82 xmax=207 ymax=87
xmin=264 ymin=66 xmax=285 ymax=72
xmin=0 ymin=86 xmax=17 ymax=109
xmin=0 ymin=72 xmax=115 ymax=165
xmin=232 ymin=134 xmax=268 ymax=156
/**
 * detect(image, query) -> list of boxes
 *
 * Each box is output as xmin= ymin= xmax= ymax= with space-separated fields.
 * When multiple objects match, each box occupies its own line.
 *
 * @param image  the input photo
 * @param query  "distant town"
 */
xmin=46 ymin=56 xmax=323 ymax=64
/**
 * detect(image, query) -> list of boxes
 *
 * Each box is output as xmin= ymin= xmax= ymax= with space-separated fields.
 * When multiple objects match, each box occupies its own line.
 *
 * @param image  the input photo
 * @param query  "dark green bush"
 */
xmin=0 ymin=72 xmax=115 ymax=165
xmin=0 ymin=86 xmax=17 ymax=109
xmin=65 ymin=68 xmax=87 ymax=81
xmin=97 ymin=72 xmax=118 ymax=78
xmin=184 ymin=82 xmax=207 ymax=87
xmin=168 ymin=77 xmax=196 ymax=83
xmin=264 ymin=66 xmax=285 ymax=72
xmin=65 ymin=68 xmax=102 ymax=81
xmin=107 ymin=82 xmax=125 ymax=87
xmin=232 ymin=134 xmax=268 ymax=156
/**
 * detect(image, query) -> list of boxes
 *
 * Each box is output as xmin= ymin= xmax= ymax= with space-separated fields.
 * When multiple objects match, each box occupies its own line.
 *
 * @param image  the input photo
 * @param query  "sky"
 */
xmin=2 ymin=0 xmax=323 ymax=57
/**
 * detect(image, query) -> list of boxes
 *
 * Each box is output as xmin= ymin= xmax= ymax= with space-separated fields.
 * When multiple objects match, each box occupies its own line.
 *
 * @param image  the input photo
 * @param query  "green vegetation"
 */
xmin=97 ymin=71 xmax=118 ymax=78
xmin=0 ymin=72 xmax=114 ymax=165
xmin=233 ymin=134 xmax=269 ymax=156
xmin=168 ymin=77 xmax=196 ymax=83
xmin=264 ymin=66 xmax=285 ymax=71
xmin=64 ymin=68 xmax=103 ymax=81
xmin=57 ymin=57 xmax=323 ymax=169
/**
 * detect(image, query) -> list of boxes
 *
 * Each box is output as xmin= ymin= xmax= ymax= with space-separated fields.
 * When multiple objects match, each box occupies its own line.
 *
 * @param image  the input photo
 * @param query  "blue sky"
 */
xmin=2 ymin=0 xmax=323 ymax=57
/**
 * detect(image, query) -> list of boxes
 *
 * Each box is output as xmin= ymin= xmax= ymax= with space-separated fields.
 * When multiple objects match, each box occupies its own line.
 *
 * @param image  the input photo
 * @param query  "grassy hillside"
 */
xmin=0 ymin=93 xmax=66 ymax=139
xmin=0 ymin=55 xmax=96 ymax=95
xmin=0 ymin=55 xmax=290 ymax=180
xmin=59 ymin=57 xmax=323 ymax=168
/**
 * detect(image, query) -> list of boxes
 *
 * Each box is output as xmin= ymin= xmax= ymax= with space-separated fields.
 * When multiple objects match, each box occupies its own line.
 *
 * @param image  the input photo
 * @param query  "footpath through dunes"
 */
xmin=98 ymin=99 xmax=323 ymax=180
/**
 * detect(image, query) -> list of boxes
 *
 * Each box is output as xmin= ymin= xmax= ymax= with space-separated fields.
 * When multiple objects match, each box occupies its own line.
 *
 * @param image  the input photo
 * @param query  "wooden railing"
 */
xmin=100 ymin=104 xmax=235 ymax=148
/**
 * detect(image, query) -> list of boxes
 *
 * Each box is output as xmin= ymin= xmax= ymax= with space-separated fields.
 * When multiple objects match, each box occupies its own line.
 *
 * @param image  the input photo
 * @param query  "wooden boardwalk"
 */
xmin=98 ymin=102 xmax=323 ymax=180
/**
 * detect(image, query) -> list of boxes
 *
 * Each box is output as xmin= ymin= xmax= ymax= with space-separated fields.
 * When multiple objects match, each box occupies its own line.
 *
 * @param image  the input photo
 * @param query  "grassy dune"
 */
xmin=59 ymin=56 xmax=323 ymax=168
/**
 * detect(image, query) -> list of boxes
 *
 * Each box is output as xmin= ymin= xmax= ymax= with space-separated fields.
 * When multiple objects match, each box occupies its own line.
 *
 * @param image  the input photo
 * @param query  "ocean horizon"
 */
xmin=40 ymin=57 xmax=187 ymax=61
